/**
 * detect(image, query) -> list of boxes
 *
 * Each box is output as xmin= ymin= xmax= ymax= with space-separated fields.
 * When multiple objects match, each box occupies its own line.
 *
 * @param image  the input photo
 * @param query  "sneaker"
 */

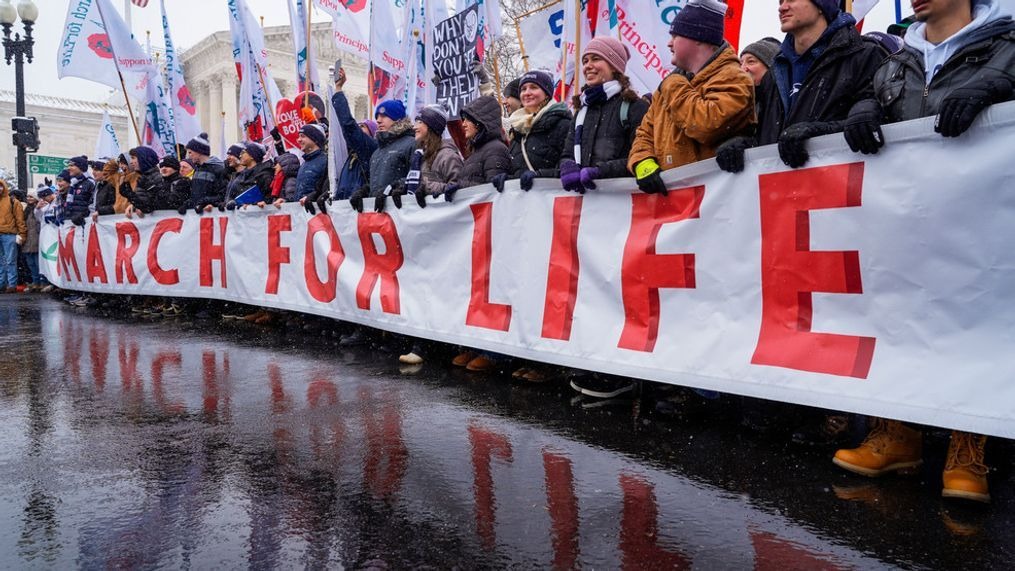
xmin=65 ymin=295 xmax=82 ymax=304
xmin=130 ymin=304 xmax=147 ymax=314
xmin=399 ymin=352 xmax=424 ymax=365
xmin=161 ymin=304 xmax=182 ymax=317
xmin=221 ymin=311 xmax=244 ymax=320
xmin=792 ymin=414 xmax=851 ymax=447
xmin=144 ymin=304 xmax=165 ymax=315
xmin=569 ymin=375 xmax=635 ymax=399
xmin=40 ymin=285 xmax=55 ymax=293
xmin=942 ymin=431 xmax=990 ymax=503
xmin=339 ymin=329 xmax=369 ymax=347
xmin=833 ymin=419 xmax=923 ymax=477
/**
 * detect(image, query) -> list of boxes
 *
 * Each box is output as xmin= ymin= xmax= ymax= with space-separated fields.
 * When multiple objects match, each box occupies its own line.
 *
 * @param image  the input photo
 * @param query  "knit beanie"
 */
xmin=519 ymin=70 xmax=555 ymax=99
xmin=300 ymin=123 xmax=328 ymax=148
xmin=359 ymin=119 xmax=379 ymax=137
xmin=503 ymin=77 xmax=521 ymax=100
xmin=740 ymin=37 xmax=781 ymax=68
xmin=584 ymin=36 xmax=631 ymax=74
xmin=56 ymin=169 xmax=71 ymax=182
xmin=244 ymin=141 xmax=267 ymax=163
xmin=88 ymin=160 xmax=106 ymax=171
xmin=69 ymin=155 xmax=89 ymax=172
xmin=669 ymin=0 xmax=727 ymax=46
xmin=186 ymin=132 xmax=212 ymax=156
xmin=864 ymin=31 xmax=904 ymax=54
xmin=38 ymin=186 xmax=55 ymax=199
xmin=810 ymin=0 xmax=840 ymax=22
xmin=416 ymin=104 xmax=450 ymax=135
xmin=375 ymin=99 xmax=407 ymax=121
xmin=130 ymin=146 xmax=160 ymax=173
xmin=159 ymin=156 xmax=180 ymax=171
xmin=226 ymin=144 xmax=244 ymax=159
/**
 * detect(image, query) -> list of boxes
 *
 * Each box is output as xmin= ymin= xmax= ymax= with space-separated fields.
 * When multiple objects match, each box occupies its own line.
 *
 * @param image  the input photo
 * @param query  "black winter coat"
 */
xmin=459 ymin=95 xmax=512 ymax=188
xmin=234 ymin=161 xmax=275 ymax=202
xmin=94 ymin=180 xmax=117 ymax=216
xmin=121 ymin=167 xmax=165 ymax=213
xmin=163 ymin=174 xmax=190 ymax=211
xmin=189 ymin=156 xmax=227 ymax=209
xmin=507 ymin=102 xmax=572 ymax=177
xmin=756 ymin=13 xmax=886 ymax=145
xmin=274 ymin=152 xmax=301 ymax=202
xmin=368 ymin=120 xmax=417 ymax=197
xmin=561 ymin=91 xmax=649 ymax=178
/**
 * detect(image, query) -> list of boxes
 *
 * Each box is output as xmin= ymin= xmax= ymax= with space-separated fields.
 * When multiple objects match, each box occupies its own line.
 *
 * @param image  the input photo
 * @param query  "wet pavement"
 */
xmin=1 ymin=296 xmax=1012 ymax=569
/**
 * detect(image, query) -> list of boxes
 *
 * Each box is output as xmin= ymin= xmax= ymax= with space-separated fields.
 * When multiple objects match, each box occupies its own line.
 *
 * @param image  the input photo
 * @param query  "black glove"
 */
xmin=519 ymin=170 xmax=537 ymax=191
xmin=636 ymin=171 xmax=668 ymax=196
xmin=777 ymin=121 xmax=842 ymax=168
xmin=177 ymin=204 xmax=189 ymax=216
xmin=303 ymin=197 xmax=317 ymax=215
xmin=71 ymin=214 xmax=86 ymax=227
xmin=415 ymin=189 xmax=428 ymax=209
xmin=350 ymin=186 xmax=368 ymax=213
xmin=444 ymin=183 xmax=459 ymax=203
xmin=844 ymin=99 xmax=885 ymax=155
xmin=374 ymin=193 xmax=388 ymax=213
xmin=217 ymin=202 xmax=226 ymax=212
xmin=936 ymin=77 xmax=1014 ymax=138
xmin=195 ymin=204 xmax=204 ymax=215
xmin=225 ymin=200 xmax=238 ymax=211
xmin=491 ymin=173 xmax=508 ymax=192
xmin=270 ymin=126 xmax=282 ymax=143
xmin=715 ymin=136 xmax=756 ymax=173
xmin=390 ymin=182 xmax=406 ymax=210
xmin=316 ymin=194 xmax=330 ymax=215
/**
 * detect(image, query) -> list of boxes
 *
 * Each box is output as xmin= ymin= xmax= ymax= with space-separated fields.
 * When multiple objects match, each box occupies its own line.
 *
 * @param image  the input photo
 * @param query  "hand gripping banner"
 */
xmin=40 ymin=102 xmax=1015 ymax=439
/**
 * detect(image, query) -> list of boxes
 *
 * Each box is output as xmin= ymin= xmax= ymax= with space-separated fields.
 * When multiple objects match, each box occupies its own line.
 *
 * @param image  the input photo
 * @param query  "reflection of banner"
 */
xmin=39 ymin=105 xmax=1015 ymax=439
xmin=433 ymin=5 xmax=481 ymax=119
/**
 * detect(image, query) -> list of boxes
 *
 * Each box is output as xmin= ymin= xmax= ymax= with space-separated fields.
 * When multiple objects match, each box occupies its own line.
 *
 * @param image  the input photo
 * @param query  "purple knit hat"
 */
xmin=359 ymin=119 xmax=378 ymax=137
xmin=669 ymin=0 xmax=728 ymax=46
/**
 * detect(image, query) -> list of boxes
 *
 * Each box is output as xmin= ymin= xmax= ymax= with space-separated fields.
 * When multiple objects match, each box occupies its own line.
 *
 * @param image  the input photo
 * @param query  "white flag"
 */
xmin=94 ymin=108 xmax=122 ymax=160
xmin=370 ymin=0 xmax=410 ymax=76
xmin=228 ymin=0 xmax=284 ymax=141
xmin=849 ymin=0 xmax=881 ymax=20
xmin=289 ymin=0 xmax=320 ymax=92
xmin=325 ymin=84 xmax=348 ymax=199
xmin=160 ymin=0 xmax=201 ymax=149
xmin=314 ymin=0 xmax=371 ymax=60
xmin=141 ymin=71 xmax=176 ymax=157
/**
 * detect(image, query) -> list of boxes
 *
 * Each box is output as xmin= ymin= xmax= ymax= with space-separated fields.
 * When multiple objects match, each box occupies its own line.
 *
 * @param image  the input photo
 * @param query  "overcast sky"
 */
xmin=5 ymin=1 xmax=1012 ymax=105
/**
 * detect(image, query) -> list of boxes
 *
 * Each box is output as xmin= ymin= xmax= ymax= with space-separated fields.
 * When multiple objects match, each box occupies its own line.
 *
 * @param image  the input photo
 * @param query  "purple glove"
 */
xmin=559 ymin=160 xmax=582 ymax=193
xmin=579 ymin=166 xmax=600 ymax=192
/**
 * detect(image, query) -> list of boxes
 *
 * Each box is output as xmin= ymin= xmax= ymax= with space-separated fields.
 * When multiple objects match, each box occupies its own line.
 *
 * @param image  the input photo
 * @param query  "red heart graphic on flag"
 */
xmin=274 ymin=92 xmax=326 ymax=150
xmin=88 ymin=34 xmax=114 ymax=59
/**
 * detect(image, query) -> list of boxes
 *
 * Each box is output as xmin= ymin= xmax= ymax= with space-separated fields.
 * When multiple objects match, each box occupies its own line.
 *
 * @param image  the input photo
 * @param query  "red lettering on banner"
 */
xmin=114 ymin=222 xmax=141 ymax=284
xmin=618 ymin=189 xmax=703 ymax=352
xmin=542 ymin=196 xmax=583 ymax=341
xmin=620 ymin=474 xmax=691 ymax=570
xmin=200 ymin=217 xmax=229 ymax=288
xmin=543 ymin=450 xmax=579 ymax=569
xmin=752 ymin=163 xmax=876 ymax=379
xmin=148 ymin=218 xmax=183 ymax=285
xmin=85 ymin=224 xmax=109 ymax=284
xmin=58 ymin=227 xmax=81 ymax=282
xmin=468 ymin=422 xmax=513 ymax=551
xmin=467 ymin=203 xmax=512 ymax=331
xmin=266 ymin=215 xmax=292 ymax=295
xmin=305 ymin=214 xmax=346 ymax=303
xmin=355 ymin=213 xmax=404 ymax=314
xmin=360 ymin=386 xmax=407 ymax=499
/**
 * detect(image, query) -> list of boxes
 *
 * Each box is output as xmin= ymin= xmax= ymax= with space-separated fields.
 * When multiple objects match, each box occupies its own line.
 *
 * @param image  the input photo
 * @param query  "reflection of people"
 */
xmin=464 ymin=9 xmax=479 ymax=42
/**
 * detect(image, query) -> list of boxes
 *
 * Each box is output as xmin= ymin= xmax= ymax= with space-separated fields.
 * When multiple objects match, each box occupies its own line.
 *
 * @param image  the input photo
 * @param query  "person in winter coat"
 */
xmin=832 ymin=0 xmax=1015 ymax=505
xmin=0 ymin=179 xmax=26 ymax=293
xmin=349 ymin=99 xmax=417 ymax=213
xmin=332 ymin=67 xmax=380 ymax=200
xmin=295 ymin=123 xmax=331 ymax=214
xmin=91 ymin=159 xmax=127 ymax=221
xmin=20 ymin=189 xmax=44 ymax=291
xmin=492 ymin=71 xmax=572 ymax=191
xmin=227 ymin=142 xmax=275 ymax=209
xmin=270 ymin=152 xmax=300 ymax=207
xmin=559 ymin=37 xmax=650 ymax=194
xmin=120 ymin=146 xmax=164 ymax=216
xmin=454 ymin=95 xmax=512 ymax=195
xmin=739 ymin=37 xmax=781 ymax=86
xmin=628 ymin=0 xmax=755 ymax=194
xmin=157 ymin=156 xmax=191 ymax=213
xmin=716 ymin=0 xmax=886 ymax=172
xmin=184 ymin=132 xmax=227 ymax=214
xmin=406 ymin=104 xmax=463 ymax=206
xmin=62 ymin=155 xmax=96 ymax=227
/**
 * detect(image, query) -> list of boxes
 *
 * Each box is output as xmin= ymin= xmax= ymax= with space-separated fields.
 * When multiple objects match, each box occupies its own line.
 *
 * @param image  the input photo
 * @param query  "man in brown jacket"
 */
xmin=0 ymin=180 xmax=28 ymax=293
xmin=628 ymin=0 xmax=755 ymax=194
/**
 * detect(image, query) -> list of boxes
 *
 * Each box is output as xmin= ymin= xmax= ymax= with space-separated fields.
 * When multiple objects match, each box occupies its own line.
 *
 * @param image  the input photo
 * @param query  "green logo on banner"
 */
xmin=41 ymin=242 xmax=57 ymax=262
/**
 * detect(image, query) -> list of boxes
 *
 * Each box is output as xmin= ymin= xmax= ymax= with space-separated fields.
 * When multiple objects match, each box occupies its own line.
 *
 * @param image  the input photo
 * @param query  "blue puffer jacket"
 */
xmin=368 ymin=120 xmax=416 ymax=197
xmin=63 ymin=174 xmax=95 ymax=221
xmin=296 ymin=148 xmax=329 ymax=200
xmin=332 ymin=91 xmax=378 ymax=199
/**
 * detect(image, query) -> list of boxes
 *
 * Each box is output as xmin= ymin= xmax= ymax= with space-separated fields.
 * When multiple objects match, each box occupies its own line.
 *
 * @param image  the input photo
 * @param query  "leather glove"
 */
xmin=350 ymin=186 xmax=369 ymax=213
xmin=579 ymin=167 xmax=600 ymax=191
xmin=225 ymin=200 xmax=238 ymax=211
xmin=559 ymin=160 xmax=583 ymax=193
xmin=936 ymin=77 xmax=1014 ymax=138
xmin=71 ymin=214 xmax=86 ymax=227
xmin=443 ymin=183 xmax=459 ymax=203
xmin=194 ymin=204 xmax=204 ymax=215
xmin=634 ymin=159 xmax=667 ymax=196
xmin=177 ymin=204 xmax=189 ymax=216
xmin=778 ymin=121 xmax=842 ymax=168
xmin=415 ymin=189 xmax=428 ymax=209
xmin=471 ymin=53 xmax=490 ymax=84
xmin=519 ymin=170 xmax=537 ymax=191
xmin=491 ymin=173 xmax=508 ymax=193
xmin=390 ymin=182 xmax=406 ymax=210
xmin=303 ymin=197 xmax=317 ymax=215
xmin=316 ymin=194 xmax=330 ymax=215
xmin=844 ymin=99 xmax=885 ymax=154
xmin=715 ymin=136 xmax=756 ymax=173
xmin=270 ymin=126 xmax=282 ymax=143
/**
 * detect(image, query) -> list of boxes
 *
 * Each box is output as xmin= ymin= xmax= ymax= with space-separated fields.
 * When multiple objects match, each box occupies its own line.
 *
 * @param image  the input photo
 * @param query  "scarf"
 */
xmin=507 ymin=99 xmax=556 ymax=137
xmin=573 ymin=80 xmax=623 ymax=163
xmin=270 ymin=168 xmax=285 ymax=198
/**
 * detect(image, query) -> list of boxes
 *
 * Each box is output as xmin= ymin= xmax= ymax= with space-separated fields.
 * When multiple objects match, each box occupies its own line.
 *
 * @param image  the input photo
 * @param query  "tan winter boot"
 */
xmin=942 ymin=431 xmax=990 ymax=503
xmin=833 ymin=419 xmax=923 ymax=476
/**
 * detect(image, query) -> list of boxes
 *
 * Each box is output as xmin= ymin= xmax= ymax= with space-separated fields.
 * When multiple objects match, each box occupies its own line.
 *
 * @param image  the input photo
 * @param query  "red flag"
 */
xmin=131 ymin=0 xmax=149 ymax=7
xmin=723 ymin=0 xmax=745 ymax=53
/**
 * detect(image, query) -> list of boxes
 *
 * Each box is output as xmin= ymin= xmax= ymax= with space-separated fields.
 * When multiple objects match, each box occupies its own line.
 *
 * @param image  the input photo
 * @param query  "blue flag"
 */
xmin=234 ymin=185 xmax=263 ymax=205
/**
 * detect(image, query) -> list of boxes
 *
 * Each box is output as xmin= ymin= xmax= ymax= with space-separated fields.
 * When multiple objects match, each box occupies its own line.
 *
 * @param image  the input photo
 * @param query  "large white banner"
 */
xmin=40 ymin=103 xmax=1015 ymax=439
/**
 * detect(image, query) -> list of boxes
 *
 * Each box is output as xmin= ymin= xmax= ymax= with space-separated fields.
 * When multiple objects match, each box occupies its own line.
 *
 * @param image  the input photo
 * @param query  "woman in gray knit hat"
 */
xmin=739 ymin=37 xmax=780 ymax=86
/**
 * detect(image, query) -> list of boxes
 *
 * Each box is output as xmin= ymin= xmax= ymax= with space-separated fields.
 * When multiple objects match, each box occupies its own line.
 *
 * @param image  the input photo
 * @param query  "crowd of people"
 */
xmin=1 ymin=0 xmax=1012 ymax=504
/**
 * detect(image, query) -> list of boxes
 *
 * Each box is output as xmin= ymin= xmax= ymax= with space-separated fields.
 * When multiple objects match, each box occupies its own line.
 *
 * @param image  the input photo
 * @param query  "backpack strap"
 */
xmin=619 ymin=100 xmax=631 ymax=131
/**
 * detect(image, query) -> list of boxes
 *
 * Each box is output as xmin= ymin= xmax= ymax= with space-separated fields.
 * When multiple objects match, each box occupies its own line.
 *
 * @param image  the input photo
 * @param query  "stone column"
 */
xmin=209 ymin=75 xmax=223 ymax=156
xmin=197 ymin=80 xmax=211 ymax=137
xmin=222 ymin=74 xmax=239 ymax=144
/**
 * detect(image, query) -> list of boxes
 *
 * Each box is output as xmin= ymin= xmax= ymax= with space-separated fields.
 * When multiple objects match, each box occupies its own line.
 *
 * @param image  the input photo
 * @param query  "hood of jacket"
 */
xmin=462 ymin=95 xmax=505 ymax=141
xmin=377 ymin=119 xmax=415 ymax=147
xmin=276 ymin=152 xmax=301 ymax=177
xmin=904 ymin=0 xmax=1012 ymax=82
xmin=200 ymin=156 xmax=225 ymax=174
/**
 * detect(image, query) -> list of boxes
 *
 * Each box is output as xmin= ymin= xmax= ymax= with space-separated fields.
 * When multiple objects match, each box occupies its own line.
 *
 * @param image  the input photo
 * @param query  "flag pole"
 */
xmin=515 ymin=18 xmax=530 ymax=73
xmin=96 ymin=1 xmax=143 ymax=142
xmin=491 ymin=41 xmax=503 ymax=107
xmin=304 ymin=0 xmax=312 ymax=108
xmin=573 ymin=0 xmax=582 ymax=94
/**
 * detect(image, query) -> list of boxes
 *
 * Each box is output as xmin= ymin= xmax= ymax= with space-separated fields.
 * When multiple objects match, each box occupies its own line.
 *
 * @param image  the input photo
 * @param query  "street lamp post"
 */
xmin=1 ymin=0 xmax=38 ymax=193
